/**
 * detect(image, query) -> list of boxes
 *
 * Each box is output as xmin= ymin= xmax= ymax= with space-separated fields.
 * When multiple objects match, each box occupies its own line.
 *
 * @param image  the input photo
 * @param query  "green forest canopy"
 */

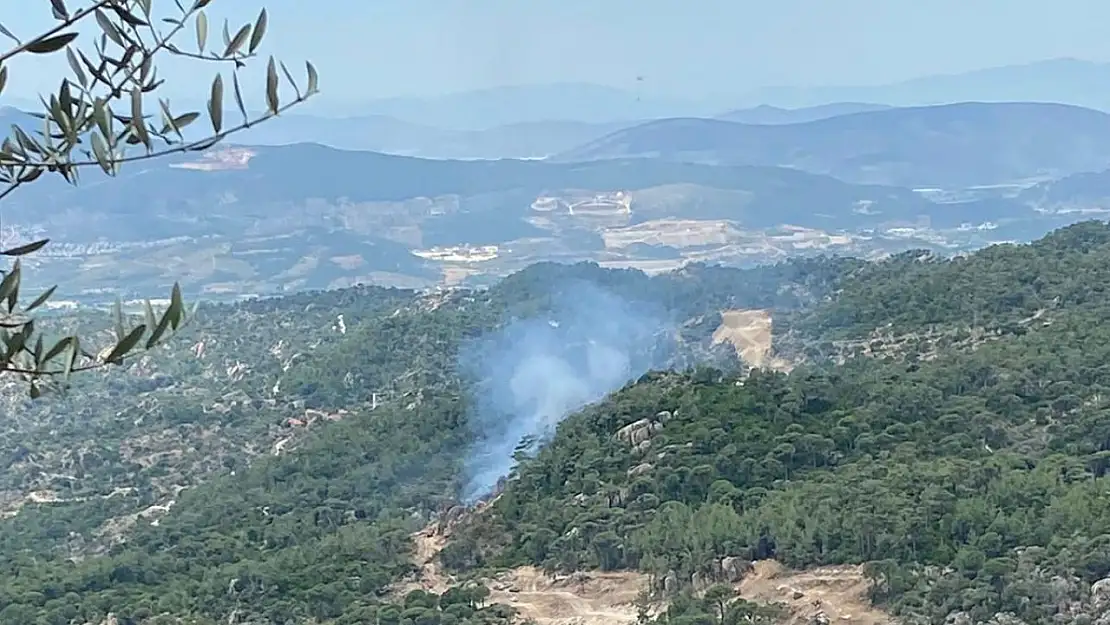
xmin=4 ymin=222 xmax=1110 ymax=624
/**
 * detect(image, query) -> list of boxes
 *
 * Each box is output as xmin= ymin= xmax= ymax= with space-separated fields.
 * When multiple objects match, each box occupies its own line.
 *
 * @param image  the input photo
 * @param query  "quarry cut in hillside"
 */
xmin=711 ymin=309 xmax=792 ymax=372
xmin=400 ymin=512 xmax=893 ymax=625
xmin=739 ymin=561 xmax=892 ymax=625
xmin=399 ymin=523 xmax=647 ymax=625
xmin=399 ymin=523 xmax=648 ymax=625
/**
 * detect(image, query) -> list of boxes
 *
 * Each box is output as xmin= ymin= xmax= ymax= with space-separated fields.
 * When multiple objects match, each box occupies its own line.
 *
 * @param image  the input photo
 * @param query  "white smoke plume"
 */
xmin=458 ymin=280 xmax=674 ymax=502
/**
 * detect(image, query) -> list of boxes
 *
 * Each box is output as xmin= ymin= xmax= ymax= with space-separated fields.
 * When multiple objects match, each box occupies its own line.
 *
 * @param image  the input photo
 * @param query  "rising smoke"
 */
xmin=457 ymin=280 xmax=676 ymax=503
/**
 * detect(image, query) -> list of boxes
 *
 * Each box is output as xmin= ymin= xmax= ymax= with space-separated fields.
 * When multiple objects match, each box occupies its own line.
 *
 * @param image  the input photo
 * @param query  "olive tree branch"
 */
xmin=0 ymin=0 xmax=114 ymax=62
xmin=0 ymin=0 xmax=319 ymax=395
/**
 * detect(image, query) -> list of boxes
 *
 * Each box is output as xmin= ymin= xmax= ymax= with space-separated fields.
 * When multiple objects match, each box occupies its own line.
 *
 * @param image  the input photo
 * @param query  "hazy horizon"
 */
xmin=3 ymin=0 xmax=1108 ymax=110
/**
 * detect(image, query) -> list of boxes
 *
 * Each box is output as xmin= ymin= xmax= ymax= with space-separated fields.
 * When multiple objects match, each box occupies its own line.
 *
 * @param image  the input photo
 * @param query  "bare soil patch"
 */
xmin=738 ymin=560 xmax=892 ymax=625
xmin=711 ymin=309 xmax=792 ymax=372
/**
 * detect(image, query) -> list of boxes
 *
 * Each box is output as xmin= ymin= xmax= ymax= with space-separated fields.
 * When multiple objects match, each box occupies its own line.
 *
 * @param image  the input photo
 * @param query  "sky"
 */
xmin=3 ymin=0 xmax=1110 ymax=107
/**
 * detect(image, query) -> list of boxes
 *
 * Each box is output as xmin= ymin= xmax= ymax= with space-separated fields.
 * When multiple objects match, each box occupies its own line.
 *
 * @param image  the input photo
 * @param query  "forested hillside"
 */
xmin=0 ymin=258 xmax=840 ymax=624
xmin=4 ymin=223 xmax=1110 ymax=624
xmin=446 ymin=222 xmax=1110 ymax=625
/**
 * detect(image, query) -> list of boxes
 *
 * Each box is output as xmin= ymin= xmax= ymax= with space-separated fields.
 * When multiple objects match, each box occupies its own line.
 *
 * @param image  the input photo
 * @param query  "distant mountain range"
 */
xmin=232 ymin=115 xmax=633 ymax=159
xmin=736 ymin=58 xmax=1110 ymax=111
xmin=7 ymin=140 xmax=1047 ymax=300
xmin=270 ymin=58 xmax=1110 ymax=128
xmin=298 ymin=83 xmax=717 ymax=129
xmin=7 ymin=143 xmax=939 ymax=241
xmin=10 ymin=86 xmax=1110 ymax=299
xmin=1020 ymin=168 xmax=1110 ymax=211
xmin=11 ymin=57 xmax=1104 ymax=137
xmin=714 ymin=103 xmax=894 ymax=124
xmin=218 ymin=102 xmax=898 ymax=159
xmin=555 ymin=102 xmax=1110 ymax=188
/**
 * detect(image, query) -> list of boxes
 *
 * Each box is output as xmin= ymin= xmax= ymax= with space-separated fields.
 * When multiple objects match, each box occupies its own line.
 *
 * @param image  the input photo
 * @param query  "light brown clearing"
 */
xmin=330 ymin=254 xmax=365 ymax=270
xmin=738 ymin=560 xmax=893 ymax=625
xmin=399 ymin=526 xmax=646 ymax=625
xmin=442 ymin=265 xmax=482 ymax=286
xmin=486 ymin=567 xmax=645 ymax=625
xmin=403 ymin=526 xmax=894 ymax=625
xmin=711 ymin=309 xmax=792 ymax=372
xmin=601 ymin=219 xmax=741 ymax=250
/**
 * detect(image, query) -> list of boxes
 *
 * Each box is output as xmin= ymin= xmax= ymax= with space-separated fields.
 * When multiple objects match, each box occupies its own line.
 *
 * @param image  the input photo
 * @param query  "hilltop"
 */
xmin=735 ymin=58 xmax=1110 ymax=110
xmin=714 ymin=103 xmax=893 ymax=125
xmin=232 ymin=114 xmax=634 ymax=160
xmin=554 ymin=102 xmax=1110 ymax=188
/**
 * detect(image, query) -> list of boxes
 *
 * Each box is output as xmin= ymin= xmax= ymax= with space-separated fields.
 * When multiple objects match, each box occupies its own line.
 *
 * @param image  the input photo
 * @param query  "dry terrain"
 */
xmin=401 ymin=520 xmax=894 ymax=625
xmin=399 ymin=525 xmax=647 ymax=625
xmin=711 ymin=309 xmax=793 ymax=372
xmin=739 ymin=560 xmax=892 ymax=625
xmin=601 ymin=219 xmax=741 ymax=250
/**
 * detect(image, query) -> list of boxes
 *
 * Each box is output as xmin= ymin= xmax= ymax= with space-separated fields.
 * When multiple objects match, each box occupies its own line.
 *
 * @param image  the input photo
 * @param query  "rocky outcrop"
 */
xmin=614 ymin=411 xmax=672 ymax=447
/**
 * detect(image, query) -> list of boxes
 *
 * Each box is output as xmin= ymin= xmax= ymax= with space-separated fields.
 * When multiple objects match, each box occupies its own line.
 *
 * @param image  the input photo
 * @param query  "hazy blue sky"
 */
xmin=4 ymin=0 xmax=1109 ymax=104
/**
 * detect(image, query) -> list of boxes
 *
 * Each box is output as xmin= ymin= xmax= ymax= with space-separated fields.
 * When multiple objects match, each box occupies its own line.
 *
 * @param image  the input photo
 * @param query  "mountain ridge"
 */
xmin=554 ymin=101 xmax=1110 ymax=187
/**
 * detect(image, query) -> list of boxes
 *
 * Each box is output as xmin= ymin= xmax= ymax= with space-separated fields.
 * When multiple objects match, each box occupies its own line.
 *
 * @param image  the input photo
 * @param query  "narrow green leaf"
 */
xmin=24 ymin=285 xmax=57 ymax=313
xmin=0 ymin=260 xmax=21 ymax=313
xmin=143 ymin=299 xmax=157 ymax=332
xmin=90 ymin=132 xmax=113 ymax=175
xmin=306 ymin=61 xmax=319 ymax=94
xmin=21 ymin=318 xmax=32 ymax=338
xmin=249 ymin=9 xmax=267 ymax=53
xmin=92 ymin=99 xmax=111 ymax=145
xmin=279 ymin=61 xmax=302 ymax=99
xmin=63 ymin=336 xmax=79 ymax=381
xmin=112 ymin=6 xmax=148 ymax=27
xmin=232 ymin=73 xmax=247 ymax=122
xmin=112 ymin=298 xmax=124 ymax=342
xmin=195 ymin=10 xmax=208 ymax=52
xmin=0 ymin=23 xmax=19 ymax=44
xmin=104 ymin=324 xmax=146 ymax=364
xmin=208 ymin=74 xmax=223 ymax=133
xmin=168 ymin=282 xmax=185 ymax=330
xmin=5 ymin=324 xmax=26 ymax=357
xmin=130 ymin=87 xmax=151 ymax=148
xmin=50 ymin=0 xmax=69 ymax=21
xmin=162 ymin=110 xmax=200 ymax=137
xmin=265 ymin=57 xmax=279 ymax=114
xmin=25 ymin=32 xmax=78 ymax=54
xmin=93 ymin=10 xmax=124 ymax=48
xmin=43 ymin=336 xmax=72 ymax=364
xmin=17 ymin=168 xmax=43 ymax=184
xmin=146 ymin=306 xmax=173 ymax=349
xmin=1 ymin=238 xmax=49 ymax=256
xmin=223 ymin=24 xmax=250 ymax=58
xmin=157 ymin=99 xmax=178 ymax=137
